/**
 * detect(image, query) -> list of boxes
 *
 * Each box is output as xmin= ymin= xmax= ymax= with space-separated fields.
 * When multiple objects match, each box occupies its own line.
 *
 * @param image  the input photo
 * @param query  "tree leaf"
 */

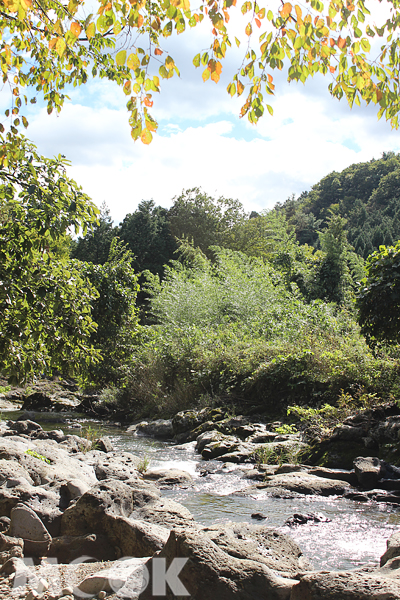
xmin=116 ymin=50 xmax=127 ymax=66
xmin=140 ymin=128 xmax=153 ymax=144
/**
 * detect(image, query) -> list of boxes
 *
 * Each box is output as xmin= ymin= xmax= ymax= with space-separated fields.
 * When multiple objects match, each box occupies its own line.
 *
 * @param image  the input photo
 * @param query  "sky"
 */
xmin=18 ymin=3 xmax=400 ymax=225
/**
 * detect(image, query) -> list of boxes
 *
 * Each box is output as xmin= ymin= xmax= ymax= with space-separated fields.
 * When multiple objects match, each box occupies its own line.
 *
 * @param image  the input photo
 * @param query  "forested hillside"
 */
xmin=276 ymin=152 xmax=400 ymax=258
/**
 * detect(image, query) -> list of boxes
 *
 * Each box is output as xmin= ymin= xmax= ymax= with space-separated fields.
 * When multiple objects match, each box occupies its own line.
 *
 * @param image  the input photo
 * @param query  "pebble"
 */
xmin=98 ymin=592 xmax=107 ymax=599
xmin=25 ymin=592 xmax=39 ymax=600
xmin=37 ymin=578 xmax=49 ymax=593
xmin=251 ymin=512 xmax=267 ymax=520
xmin=61 ymin=587 xmax=74 ymax=596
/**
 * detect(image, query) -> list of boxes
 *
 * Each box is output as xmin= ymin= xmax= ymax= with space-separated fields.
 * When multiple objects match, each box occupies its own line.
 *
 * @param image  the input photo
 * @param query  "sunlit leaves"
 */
xmin=1 ymin=0 xmax=400 ymax=145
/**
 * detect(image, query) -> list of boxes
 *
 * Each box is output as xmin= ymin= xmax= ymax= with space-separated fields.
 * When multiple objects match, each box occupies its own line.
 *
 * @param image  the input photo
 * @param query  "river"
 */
xmin=6 ymin=411 xmax=400 ymax=572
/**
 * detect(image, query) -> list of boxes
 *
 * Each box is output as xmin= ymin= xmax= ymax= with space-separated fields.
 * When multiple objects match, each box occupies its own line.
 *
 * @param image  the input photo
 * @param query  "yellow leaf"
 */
xmin=294 ymin=4 xmax=302 ymax=22
xmin=237 ymin=80 xmax=244 ymax=95
xmin=86 ymin=22 xmax=96 ymax=39
xmin=211 ymin=71 xmax=220 ymax=83
xmin=127 ymin=53 xmax=140 ymax=69
xmin=55 ymin=37 xmax=66 ymax=57
xmin=170 ymin=0 xmax=190 ymax=9
xmin=141 ymin=128 xmax=153 ymax=144
xmin=202 ymin=68 xmax=210 ymax=82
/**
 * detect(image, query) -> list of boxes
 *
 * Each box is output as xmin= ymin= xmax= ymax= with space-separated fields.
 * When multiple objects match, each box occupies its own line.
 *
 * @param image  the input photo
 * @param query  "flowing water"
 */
xmin=6 ymin=412 xmax=400 ymax=572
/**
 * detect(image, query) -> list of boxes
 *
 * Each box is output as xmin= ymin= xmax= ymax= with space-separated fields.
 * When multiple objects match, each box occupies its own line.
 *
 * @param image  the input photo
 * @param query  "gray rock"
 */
xmin=139 ymin=528 xmax=297 ymax=600
xmin=91 ymin=452 xmax=141 ymax=481
xmin=381 ymin=532 xmax=400 ymax=567
xmin=201 ymin=522 xmax=311 ymax=578
xmin=379 ymin=556 xmax=400 ymax=578
xmin=291 ymin=570 xmax=400 ymax=599
xmin=48 ymin=534 xmax=117 ymax=563
xmin=199 ymin=432 xmax=241 ymax=460
xmin=76 ymin=557 xmax=149 ymax=597
xmin=354 ymin=456 xmax=382 ymax=490
xmin=8 ymin=420 xmax=42 ymax=435
xmin=284 ymin=513 xmax=331 ymax=527
xmin=0 ymin=516 xmax=10 ymax=533
xmin=66 ymin=479 xmax=90 ymax=499
xmin=10 ymin=503 xmax=51 ymax=542
xmin=135 ymin=420 xmax=174 ymax=440
xmin=143 ymin=469 xmax=193 ymax=487
xmin=0 ymin=458 xmax=34 ymax=486
xmin=60 ymin=480 xmax=182 ymax=557
xmin=254 ymin=472 xmax=351 ymax=496
xmin=172 ymin=410 xmax=205 ymax=436
xmin=96 ymin=436 xmax=114 ymax=453
xmin=308 ymin=466 xmax=358 ymax=486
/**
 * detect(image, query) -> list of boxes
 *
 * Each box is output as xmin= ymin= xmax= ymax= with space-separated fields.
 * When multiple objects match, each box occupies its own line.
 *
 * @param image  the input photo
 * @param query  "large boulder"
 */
xmin=381 ymin=532 xmax=400 ymax=567
xmin=254 ymin=472 xmax=351 ymax=496
xmin=60 ymin=480 xmax=191 ymax=558
xmin=139 ymin=528 xmax=297 ymax=600
xmin=134 ymin=420 xmax=174 ymax=440
xmin=143 ymin=469 xmax=193 ymax=487
xmin=9 ymin=504 xmax=51 ymax=557
xmin=290 ymin=570 xmax=400 ymax=599
xmin=353 ymin=457 xmax=382 ymax=490
xmin=201 ymin=522 xmax=312 ymax=578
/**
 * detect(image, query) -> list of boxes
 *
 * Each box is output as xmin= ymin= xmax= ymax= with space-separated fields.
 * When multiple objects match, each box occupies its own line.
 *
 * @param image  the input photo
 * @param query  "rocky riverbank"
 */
xmin=0 ymin=416 xmax=399 ymax=599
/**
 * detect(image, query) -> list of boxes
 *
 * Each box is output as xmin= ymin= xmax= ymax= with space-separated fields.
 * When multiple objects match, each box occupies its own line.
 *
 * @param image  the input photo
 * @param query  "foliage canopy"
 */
xmin=0 ymin=137 xmax=100 ymax=383
xmin=1 ymin=0 xmax=400 ymax=145
xmin=357 ymin=240 xmax=400 ymax=344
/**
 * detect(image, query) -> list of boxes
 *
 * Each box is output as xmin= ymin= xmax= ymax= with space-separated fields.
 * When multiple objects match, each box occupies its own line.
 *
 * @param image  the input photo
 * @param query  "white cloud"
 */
xmin=24 ymin=27 xmax=400 ymax=226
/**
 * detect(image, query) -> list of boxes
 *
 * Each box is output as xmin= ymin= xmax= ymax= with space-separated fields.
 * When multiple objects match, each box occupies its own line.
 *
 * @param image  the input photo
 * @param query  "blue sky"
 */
xmin=18 ymin=5 xmax=400 ymax=225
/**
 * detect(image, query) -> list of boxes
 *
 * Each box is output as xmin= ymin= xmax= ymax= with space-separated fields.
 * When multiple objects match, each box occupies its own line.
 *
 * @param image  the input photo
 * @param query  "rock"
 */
xmin=9 ymin=503 xmax=51 ymax=542
xmin=60 ymin=480 xmax=182 ymax=558
xmin=307 ymin=466 xmax=358 ymax=486
xmin=379 ymin=556 xmax=400 ymax=578
xmin=37 ymin=429 xmax=66 ymax=443
xmin=65 ymin=479 xmax=90 ymax=500
xmin=330 ymin=424 xmax=365 ymax=442
xmin=354 ymin=456 xmax=382 ymax=490
xmin=5 ymin=556 xmax=39 ymax=589
xmin=143 ymin=469 xmax=193 ymax=487
xmin=7 ymin=420 xmax=42 ymax=435
xmin=291 ymin=570 xmax=400 ymax=599
xmin=22 ymin=390 xmax=80 ymax=412
xmin=275 ymin=464 xmax=307 ymax=475
xmin=135 ymin=420 xmax=174 ymax=440
xmin=0 ymin=516 xmax=10 ymax=533
xmin=201 ymin=522 xmax=311 ymax=578
xmin=284 ymin=513 xmax=331 ymax=527
xmin=0 ymin=458 xmax=34 ymax=487
xmin=172 ymin=410 xmax=206 ymax=436
xmin=254 ymin=472 xmax=351 ymax=496
xmin=0 ymin=480 xmax=62 ymax=536
xmin=86 ymin=451 xmax=141 ymax=481
xmin=76 ymin=557 xmax=149 ymax=597
xmin=0 ymin=533 xmax=24 ymax=565
xmin=251 ymin=513 xmax=267 ymax=521
xmin=196 ymin=431 xmax=241 ymax=459
xmin=381 ymin=532 xmax=400 ymax=567
xmin=48 ymin=534 xmax=116 ymax=563
xmin=96 ymin=436 xmax=114 ymax=453
xmin=139 ymin=528 xmax=298 ymax=600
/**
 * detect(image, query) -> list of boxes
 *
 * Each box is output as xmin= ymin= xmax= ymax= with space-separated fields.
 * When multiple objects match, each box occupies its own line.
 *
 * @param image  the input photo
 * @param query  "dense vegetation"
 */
xmin=3 ymin=151 xmax=400 ymax=419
